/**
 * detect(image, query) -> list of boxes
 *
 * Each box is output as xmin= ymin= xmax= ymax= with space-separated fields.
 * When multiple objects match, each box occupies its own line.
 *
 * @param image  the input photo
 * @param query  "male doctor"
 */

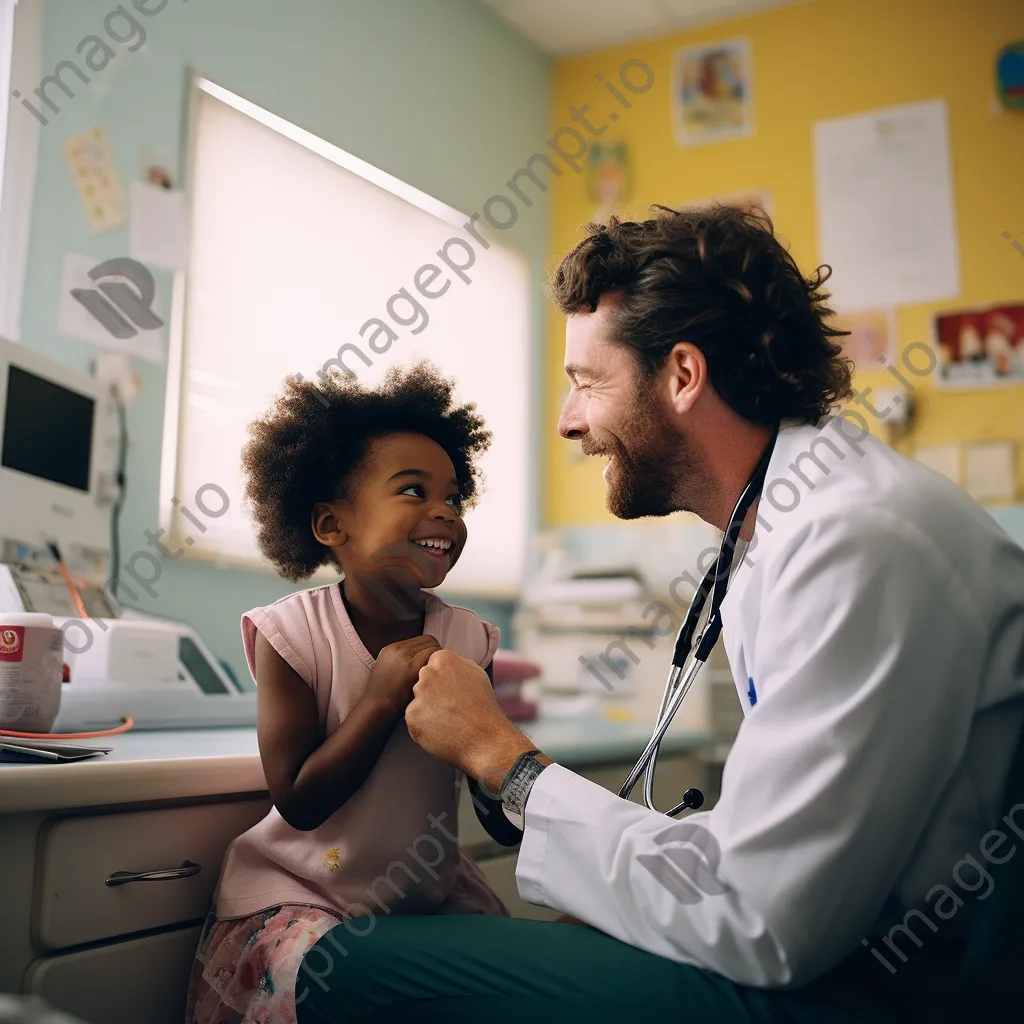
xmin=298 ymin=206 xmax=1024 ymax=1022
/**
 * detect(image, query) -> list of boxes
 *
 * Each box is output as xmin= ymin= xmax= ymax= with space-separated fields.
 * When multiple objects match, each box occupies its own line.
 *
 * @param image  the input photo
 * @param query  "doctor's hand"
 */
xmin=405 ymin=650 xmax=540 ymax=782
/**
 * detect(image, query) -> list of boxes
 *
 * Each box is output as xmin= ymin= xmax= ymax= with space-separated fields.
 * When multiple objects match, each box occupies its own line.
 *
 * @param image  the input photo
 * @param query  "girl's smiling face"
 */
xmin=315 ymin=432 xmax=468 ymax=591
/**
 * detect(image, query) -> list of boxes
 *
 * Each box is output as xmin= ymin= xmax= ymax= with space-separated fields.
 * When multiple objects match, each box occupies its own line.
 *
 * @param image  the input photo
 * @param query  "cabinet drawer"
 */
xmin=25 ymin=924 xmax=202 ymax=1024
xmin=34 ymin=797 xmax=270 ymax=950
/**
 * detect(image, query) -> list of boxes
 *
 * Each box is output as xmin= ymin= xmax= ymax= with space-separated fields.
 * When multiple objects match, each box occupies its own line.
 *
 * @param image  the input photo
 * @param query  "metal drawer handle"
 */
xmin=105 ymin=860 xmax=202 ymax=887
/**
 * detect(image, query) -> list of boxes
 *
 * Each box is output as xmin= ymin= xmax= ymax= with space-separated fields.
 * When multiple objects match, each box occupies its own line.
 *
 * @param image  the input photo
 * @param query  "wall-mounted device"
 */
xmin=0 ymin=339 xmax=110 ymax=561
xmin=0 ymin=339 xmax=256 ymax=731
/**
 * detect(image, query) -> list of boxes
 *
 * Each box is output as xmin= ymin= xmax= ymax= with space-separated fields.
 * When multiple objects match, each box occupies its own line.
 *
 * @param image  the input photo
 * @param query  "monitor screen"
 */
xmin=1 ymin=366 xmax=95 ymax=492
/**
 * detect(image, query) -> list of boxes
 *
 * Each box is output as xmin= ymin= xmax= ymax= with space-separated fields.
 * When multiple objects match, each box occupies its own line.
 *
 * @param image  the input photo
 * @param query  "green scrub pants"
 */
xmin=294 ymin=913 xmax=971 ymax=1023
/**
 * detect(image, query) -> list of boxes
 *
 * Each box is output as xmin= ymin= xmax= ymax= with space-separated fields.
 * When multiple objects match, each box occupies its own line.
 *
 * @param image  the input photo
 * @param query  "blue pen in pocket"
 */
xmin=747 ymin=677 xmax=758 ymax=708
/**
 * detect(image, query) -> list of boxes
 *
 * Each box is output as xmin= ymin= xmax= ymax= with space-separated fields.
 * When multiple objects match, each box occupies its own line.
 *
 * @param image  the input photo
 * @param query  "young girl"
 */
xmin=185 ymin=362 xmax=516 ymax=1024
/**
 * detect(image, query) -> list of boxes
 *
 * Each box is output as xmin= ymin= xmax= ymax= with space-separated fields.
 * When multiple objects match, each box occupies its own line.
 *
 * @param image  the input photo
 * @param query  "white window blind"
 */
xmin=165 ymin=80 xmax=530 ymax=595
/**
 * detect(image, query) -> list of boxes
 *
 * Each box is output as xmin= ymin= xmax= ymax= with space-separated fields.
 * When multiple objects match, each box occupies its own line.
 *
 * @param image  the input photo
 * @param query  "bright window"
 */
xmin=163 ymin=78 xmax=531 ymax=596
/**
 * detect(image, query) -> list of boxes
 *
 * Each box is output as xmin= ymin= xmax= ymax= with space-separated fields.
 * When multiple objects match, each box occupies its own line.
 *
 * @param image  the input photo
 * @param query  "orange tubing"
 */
xmin=0 ymin=716 xmax=135 ymax=739
xmin=55 ymin=559 xmax=89 ymax=620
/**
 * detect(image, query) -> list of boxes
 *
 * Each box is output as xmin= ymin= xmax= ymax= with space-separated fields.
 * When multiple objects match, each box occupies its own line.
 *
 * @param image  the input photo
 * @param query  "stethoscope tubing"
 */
xmin=644 ymin=658 xmax=705 ymax=814
xmin=618 ymin=663 xmax=684 ymax=804
xmin=619 ymin=428 xmax=779 ymax=817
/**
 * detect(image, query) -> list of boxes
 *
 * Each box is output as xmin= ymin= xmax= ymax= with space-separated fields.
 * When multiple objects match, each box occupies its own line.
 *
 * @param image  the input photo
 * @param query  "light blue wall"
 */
xmin=18 ymin=0 xmax=549 ymax=685
xmin=988 ymin=505 xmax=1024 ymax=549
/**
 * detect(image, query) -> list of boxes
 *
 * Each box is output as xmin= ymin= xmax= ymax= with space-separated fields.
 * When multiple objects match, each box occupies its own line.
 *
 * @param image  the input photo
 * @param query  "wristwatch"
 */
xmin=499 ymin=749 xmax=547 ymax=831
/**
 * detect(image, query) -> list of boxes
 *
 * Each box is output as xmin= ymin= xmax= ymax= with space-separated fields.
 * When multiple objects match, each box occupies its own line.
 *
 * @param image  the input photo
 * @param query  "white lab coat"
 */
xmin=516 ymin=419 xmax=1024 ymax=987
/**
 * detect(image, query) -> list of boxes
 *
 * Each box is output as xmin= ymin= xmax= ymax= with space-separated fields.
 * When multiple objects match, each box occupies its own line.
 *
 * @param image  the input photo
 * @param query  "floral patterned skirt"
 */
xmin=184 ymin=903 xmax=342 ymax=1024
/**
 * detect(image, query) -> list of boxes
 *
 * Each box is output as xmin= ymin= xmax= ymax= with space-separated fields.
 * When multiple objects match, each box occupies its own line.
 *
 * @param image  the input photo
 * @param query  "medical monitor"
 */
xmin=0 ymin=338 xmax=109 ymax=555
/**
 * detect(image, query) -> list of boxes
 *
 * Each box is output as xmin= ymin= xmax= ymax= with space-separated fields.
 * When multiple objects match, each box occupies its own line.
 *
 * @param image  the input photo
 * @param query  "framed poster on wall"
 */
xmin=672 ymin=38 xmax=754 ymax=148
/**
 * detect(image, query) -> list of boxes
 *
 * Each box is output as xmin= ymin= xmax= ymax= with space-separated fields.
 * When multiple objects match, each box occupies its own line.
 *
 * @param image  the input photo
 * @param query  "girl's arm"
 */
xmin=254 ymin=629 xmax=439 ymax=831
xmin=465 ymin=661 xmax=525 ymax=848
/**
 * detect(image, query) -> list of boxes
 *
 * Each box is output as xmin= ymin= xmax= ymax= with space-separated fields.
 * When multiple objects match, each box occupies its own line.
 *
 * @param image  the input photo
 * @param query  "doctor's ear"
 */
xmin=663 ymin=342 xmax=707 ymax=413
xmin=312 ymin=501 xmax=348 ymax=548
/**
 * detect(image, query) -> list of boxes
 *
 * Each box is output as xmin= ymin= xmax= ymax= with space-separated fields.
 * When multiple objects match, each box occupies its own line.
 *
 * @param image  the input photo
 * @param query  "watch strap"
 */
xmin=499 ymin=749 xmax=546 ymax=829
xmin=500 ymin=749 xmax=541 ymax=790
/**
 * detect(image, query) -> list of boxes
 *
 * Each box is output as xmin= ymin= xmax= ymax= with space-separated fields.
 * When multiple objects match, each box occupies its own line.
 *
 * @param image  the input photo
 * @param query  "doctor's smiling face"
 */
xmin=559 ymin=290 xmax=713 ymax=520
xmin=550 ymin=205 xmax=854 ymax=530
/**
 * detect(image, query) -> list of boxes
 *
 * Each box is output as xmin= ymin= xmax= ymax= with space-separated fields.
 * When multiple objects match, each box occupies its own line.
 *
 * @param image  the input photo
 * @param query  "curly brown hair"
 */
xmin=241 ymin=361 xmax=491 ymax=581
xmin=547 ymin=204 xmax=853 ymax=426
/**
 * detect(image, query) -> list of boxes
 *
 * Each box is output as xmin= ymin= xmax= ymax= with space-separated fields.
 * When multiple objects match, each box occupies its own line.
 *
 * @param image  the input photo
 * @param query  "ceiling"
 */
xmin=478 ymin=0 xmax=808 ymax=56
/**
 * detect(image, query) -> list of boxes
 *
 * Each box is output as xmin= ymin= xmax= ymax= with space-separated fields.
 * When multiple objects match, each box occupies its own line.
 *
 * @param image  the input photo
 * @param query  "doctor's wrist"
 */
xmin=464 ymin=724 xmax=552 ymax=793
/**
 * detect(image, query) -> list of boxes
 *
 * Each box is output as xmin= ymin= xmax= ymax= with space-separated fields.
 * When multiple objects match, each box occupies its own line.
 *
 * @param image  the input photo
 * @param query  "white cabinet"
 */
xmin=1 ymin=796 xmax=270 ymax=1024
xmin=25 ymin=926 xmax=203 ymax=1024
xmin=34 ymin=800 xmax=271 ymax=949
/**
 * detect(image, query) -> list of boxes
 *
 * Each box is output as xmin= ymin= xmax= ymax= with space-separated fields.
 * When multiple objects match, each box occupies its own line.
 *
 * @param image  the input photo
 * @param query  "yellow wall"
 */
xmin=544 ymin=0 xmax=1024 ymax=527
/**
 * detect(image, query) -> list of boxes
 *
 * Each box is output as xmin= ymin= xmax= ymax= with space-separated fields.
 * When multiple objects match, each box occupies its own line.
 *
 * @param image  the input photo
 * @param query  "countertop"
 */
xmin=0 ymin=715 xmax=710 ymax=814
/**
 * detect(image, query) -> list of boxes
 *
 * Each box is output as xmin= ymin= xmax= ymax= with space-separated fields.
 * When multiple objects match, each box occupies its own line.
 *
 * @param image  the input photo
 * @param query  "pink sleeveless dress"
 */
xmin=184 ymin=584 xmax=508 ymax=1024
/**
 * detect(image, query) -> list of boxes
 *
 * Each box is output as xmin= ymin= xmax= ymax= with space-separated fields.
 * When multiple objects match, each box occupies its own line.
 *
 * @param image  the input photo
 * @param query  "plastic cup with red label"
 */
xmin=0 ymin=613 xmax=66 ymax=733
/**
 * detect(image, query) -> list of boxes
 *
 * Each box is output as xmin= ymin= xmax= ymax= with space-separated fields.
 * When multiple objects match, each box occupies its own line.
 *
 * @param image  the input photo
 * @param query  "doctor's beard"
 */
xmin=584 ymin=388 xmax=711 ymax=520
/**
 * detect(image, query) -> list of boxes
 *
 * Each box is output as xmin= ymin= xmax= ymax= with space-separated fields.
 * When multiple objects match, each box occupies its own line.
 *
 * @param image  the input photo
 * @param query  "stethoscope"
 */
xmin=619 ymin=429 xmax=779 ymax=817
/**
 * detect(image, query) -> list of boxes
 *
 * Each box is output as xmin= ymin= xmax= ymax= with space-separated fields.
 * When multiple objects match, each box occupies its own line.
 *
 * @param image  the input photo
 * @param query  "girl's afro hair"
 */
xmin=241 ymin=360 xmax=491 ymax=581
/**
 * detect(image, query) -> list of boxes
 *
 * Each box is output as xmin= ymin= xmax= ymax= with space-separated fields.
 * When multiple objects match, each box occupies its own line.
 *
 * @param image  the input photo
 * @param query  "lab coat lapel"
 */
xmin=718 ymin=422 xmax=819 ymax=714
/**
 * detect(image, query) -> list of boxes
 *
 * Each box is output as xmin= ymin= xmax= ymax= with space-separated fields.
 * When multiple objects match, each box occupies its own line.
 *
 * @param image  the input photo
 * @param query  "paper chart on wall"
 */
xmin=914 ymin=443 xmax=961 ymax=485
xmin=130 ymin=181 xmax=190 ymax=271
xmin=964 ymin=441 xmax=1017 ymax=503
xmin=57 ymin=252 xmax=165 ymax=364
xmin=813 ymin=99 xmax=960 ymax=311
xmin=64 ymin=128 xmax=127 ymax=233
